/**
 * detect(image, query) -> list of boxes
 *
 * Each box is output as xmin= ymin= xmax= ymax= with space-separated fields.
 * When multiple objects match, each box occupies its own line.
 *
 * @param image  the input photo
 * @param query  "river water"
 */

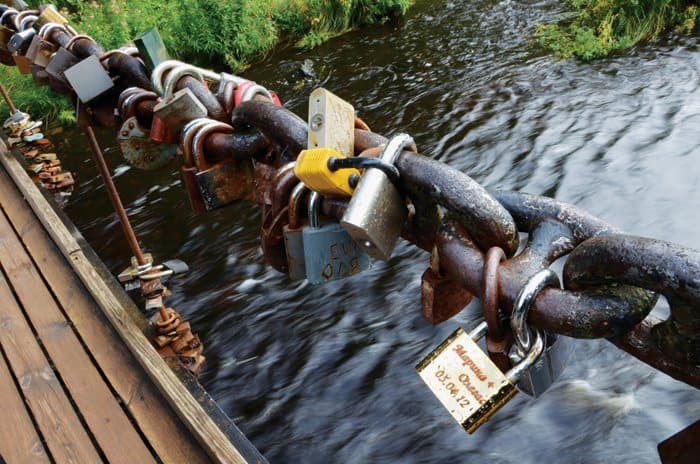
xmin=53 ymin=0 xmax=700 ymax=462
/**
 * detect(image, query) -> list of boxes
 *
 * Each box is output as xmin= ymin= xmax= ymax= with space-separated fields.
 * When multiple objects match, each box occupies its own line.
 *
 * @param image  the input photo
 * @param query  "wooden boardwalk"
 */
xmin=0 ymin=139 xmax=265 ymax=463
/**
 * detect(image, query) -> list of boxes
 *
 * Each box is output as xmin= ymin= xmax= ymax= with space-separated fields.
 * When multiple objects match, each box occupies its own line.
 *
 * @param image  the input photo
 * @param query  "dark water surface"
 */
xmin=54 ymin=0 xmax=700 ymax=462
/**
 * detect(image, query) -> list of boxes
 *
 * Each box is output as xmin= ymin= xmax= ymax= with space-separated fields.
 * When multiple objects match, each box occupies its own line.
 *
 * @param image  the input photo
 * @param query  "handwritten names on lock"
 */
xmin=416 ymin=328 xmax=516 ymax=432
xmin=321 ymin=241 xmax=362 ymax=281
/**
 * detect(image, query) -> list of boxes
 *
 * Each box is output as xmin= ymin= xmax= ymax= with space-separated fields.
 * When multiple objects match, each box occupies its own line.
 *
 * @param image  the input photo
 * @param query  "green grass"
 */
xmin=0 ymin=0 xmax=411 ymax=121
xmin=537 ymin=0 xmax=699 ymax=60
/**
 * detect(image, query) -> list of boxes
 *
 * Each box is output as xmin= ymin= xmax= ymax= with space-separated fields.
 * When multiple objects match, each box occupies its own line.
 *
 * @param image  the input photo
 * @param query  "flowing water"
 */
xmin=51 ymin=0 xmax=700 ymax=462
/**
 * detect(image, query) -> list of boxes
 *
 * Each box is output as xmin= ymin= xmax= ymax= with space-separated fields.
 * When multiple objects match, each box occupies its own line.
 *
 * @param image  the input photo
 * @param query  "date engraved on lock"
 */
xmin=416 ymin=328 xmax=517 ymax=433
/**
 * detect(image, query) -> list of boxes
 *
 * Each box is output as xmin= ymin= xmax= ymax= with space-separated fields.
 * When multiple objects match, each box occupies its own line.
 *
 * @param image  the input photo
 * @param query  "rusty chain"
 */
xmin=0 ymin=3 xmax=698 ymax=390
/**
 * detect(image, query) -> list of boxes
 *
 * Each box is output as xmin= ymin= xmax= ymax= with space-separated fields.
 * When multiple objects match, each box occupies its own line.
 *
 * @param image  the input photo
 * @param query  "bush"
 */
xmin=537 ymin=0 xmax=699 ymax=60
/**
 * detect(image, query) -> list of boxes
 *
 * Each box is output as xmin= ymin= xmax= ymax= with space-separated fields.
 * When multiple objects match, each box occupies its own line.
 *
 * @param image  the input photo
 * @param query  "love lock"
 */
xmin=134 ymin=27 xmax=169 ymax=73
xmin=152 ymin=64 xmax=208 ymax=132
xmin=421 ymin=244 xmax=473 ymax=324
xmin=25 ymin=33 xmax=57 ymax=68
xmin=342 ymin=133 xmax=413 ymax=261
xmin=45 ymin=47 xmax=79 ymax=95
xmin=302 ymin=191 xmax=371 ymax=284
xmin=118 ymin=116 xmax=177 ymax=170
xmin=64 ymin=54 xmax=115 ymax=103
xmin=190 ymin=120 xmax=254 ymax=211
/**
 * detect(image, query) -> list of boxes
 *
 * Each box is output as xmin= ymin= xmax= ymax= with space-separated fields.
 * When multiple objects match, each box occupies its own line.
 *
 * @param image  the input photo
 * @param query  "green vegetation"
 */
xmin=0 ymin=0 xmax=411 ymax=121
xmin=537 ymin=0 xmax=699 ymax=60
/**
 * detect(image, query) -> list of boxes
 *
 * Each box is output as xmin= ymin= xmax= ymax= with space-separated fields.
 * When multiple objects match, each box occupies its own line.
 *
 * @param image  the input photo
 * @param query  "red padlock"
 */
xmin=150 ymin=113 xmax=179 ymax=145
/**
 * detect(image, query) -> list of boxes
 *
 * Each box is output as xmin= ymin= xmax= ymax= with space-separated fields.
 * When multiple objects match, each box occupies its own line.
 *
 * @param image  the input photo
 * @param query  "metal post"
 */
xmin=0 ymin=82 xmax=18 ymax=114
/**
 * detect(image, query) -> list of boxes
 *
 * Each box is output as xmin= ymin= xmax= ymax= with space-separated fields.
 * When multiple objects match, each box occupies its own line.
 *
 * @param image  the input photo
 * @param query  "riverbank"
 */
xmin=537 ymin=0 xmax=698 ymax=60
xmin=0 ymin=0 xmax=411 ymax=122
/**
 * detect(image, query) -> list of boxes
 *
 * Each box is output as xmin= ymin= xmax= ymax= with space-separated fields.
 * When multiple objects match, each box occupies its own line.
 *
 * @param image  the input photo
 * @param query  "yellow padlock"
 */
xmin=294 ymin=147 xmax=360 ymax=197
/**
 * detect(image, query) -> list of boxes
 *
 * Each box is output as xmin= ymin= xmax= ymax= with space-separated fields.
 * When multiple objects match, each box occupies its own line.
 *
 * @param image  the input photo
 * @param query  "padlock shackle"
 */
xmin=380 ymin=133 xmax=416 ymax=165
xmin=511 ymin=269 xmax=560 ymax=352
xmin=505 ymin=329 xmax=545 ymax=384
xmin=180 ymin=117 xmax=212 ymax=166
xmin=17 ymin=14 xmax=35 ymax=31
xmin=39 ymin=22 xmax=68 ymax=40
xmin=308 ymin=191 xmax=322 ymax=228
xmin=327 ymin=156 xmax=400 ymax=186
xmin=288 ymin=182 xmax=308 ymax=229
xmin=192 ymin=120 xmax=233 ymax=170
xmin=163 ymin=64 xmax=203 ymax=100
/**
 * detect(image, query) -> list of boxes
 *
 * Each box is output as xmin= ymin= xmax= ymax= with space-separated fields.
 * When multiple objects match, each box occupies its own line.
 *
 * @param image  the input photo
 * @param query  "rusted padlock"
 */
xmin=189 ymin=120 xmax=254 ymax=211
xmin=421 ymin=245 xmax=473 ymax=324
xmin=117 ymin=87 xmax=177 ymax=170
xmin=25 ymin=32 xmax=57 ymax=68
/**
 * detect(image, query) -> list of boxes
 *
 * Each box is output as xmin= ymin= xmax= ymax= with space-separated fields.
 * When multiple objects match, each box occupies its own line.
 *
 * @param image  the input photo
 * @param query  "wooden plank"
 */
xmin=0 ymin=271 xmax=103 ymax=463
xmin=0 ymin=350 xmax=51 ymax=464
xmin=0 ymin=168 xmax=210 ymax=464
xmin=0 ymin=140 xmax=250 ymax=463
xmin=0 ymin=209 xmax=157 ymax=464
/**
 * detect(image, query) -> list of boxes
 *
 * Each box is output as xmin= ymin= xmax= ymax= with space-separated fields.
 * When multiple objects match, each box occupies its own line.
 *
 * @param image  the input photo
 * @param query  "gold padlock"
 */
xmin=416 ymin=321 xmax=545 ymax=433
xmin=294 ymin=147 xmax=360 ymax=197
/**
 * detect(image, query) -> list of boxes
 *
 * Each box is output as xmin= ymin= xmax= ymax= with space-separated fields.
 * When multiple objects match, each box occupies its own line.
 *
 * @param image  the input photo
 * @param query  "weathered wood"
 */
xmin=0 ymin=209 xmax=157 ymax=464
xmin=0 ymin=140 xmax=250 ymax=463
xmin=0 ymin=272 xmax=103 ymax=463
xmin=0 ymin=168 xmax=210 ymax=464
xmin=0 ymin=351 xmax=50 ymax=464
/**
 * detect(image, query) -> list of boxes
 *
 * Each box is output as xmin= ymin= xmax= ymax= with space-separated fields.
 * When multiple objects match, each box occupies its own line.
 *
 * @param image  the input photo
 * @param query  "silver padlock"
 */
xmin=303 ymin=191 xmax=371 ymax=284
xmin=7 ymin=28 xmax=35 ymax=54
xmin=64 ymin=54 xmax=114 ymax=103
xmin=509 ymin=269 xmax=572 ymax=398
xmin=152 ymin=65 xmax=207 ymax=133
xmin=283 ymin=182 xmax=308 ymax=281
xmin=341 ymin=133 xmax=412 ymax=261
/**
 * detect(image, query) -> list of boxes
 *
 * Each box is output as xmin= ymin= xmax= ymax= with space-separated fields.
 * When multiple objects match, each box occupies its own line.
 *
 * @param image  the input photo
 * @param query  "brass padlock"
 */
xmin=416 ymin=321 xmax=545 ymax=433
xmin=25 ymin=33 xmax=57 ymax=68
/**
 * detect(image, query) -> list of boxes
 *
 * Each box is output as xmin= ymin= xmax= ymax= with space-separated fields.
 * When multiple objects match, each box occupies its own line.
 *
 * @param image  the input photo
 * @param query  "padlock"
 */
xmin=25 ymin=33 xmax=57 ymax=67
xmin=307 ymin=87 xmax=354 ymax=154
xmin=45 ymin=46 xmax=79 ymax=95
xmin=12 ymin=52 xmax=31 ymax=74
xmin=421 ymin=245 xmax=473 ymax=324
xmin=117 ymin=116 xmax=177 ymax=170
xmin=7 ymin=28 xmax=35 ymax=55
xmin=302 ymin=191 xmax=371 ymax=284
xmin=64 ymin=54 xmax=115 ymax=103
xmin=283 ymin=182 xmax=309 ymax=280
xmin=134 ymin=27 xmax=169 ymax=73
xmin=341 ymin=133 xmax=412 ymax=261
xmin=416 ymin=318 xmax=546 ymax=433
xmin=149 ymin=113 xmax=179 ymax=145
xmin=294 ymin=147 xmax=360 ymax=197
xmin=30 ymin=65 xmax=49 ymax=85
xmin=0 ymin=23 xmax=14 ymax=52
xmin=508 ymin=269 xmax=571 ymax=398
xmin=34 ymin=5 xmax=70 ymax=30
xmin=191 ymin=120 xmax=254 ymax=210
xmin=233 ymin=81 xmax=282 ymax=107
xmin=179 ymin=118 xmax=211 ymax=212
xmin=153 ymin=87 xmax=207 ymax=133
